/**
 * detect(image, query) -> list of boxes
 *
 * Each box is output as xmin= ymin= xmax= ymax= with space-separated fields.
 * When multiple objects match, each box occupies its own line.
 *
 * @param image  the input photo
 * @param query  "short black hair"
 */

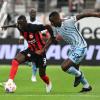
xmin=49 ymin=11 xmax=59 ymax=20
xmin=17 ymin=15 xmax=26 ymax=21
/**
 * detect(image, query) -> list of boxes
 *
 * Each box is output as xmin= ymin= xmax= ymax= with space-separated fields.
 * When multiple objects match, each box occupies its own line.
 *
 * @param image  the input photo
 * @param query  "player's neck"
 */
xmin=57 ymin=22 xmax=62 ymax=27
xmin=30 ymin=18 xmax=36 ymax=22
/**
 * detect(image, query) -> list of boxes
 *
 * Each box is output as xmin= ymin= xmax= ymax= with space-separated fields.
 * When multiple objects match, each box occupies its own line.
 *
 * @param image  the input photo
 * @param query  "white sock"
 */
xmin=83 ymin=84 xmax=90 ymax=88
xmin=80 ymin=73 xmax=90 ymax=88
xmin=67 ymin=66 xmax=81 ymax=77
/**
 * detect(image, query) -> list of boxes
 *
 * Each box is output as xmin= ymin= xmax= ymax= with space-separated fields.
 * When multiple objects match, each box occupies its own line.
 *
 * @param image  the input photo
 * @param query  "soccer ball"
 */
xmin=4 ymin=82 xmax=16 ymax=93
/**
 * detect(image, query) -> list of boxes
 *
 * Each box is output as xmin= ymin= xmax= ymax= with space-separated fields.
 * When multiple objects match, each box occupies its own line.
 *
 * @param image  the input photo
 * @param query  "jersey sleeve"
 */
xmin=36 ymin=24 xmax=45 ymax=30
xmin=30 ymin=24 xmax=45 ymax=32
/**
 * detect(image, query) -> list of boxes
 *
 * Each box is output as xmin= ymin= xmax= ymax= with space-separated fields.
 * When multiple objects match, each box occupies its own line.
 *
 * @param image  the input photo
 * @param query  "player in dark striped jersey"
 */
xmin=1 ymin=15 xmax=53 ymax=93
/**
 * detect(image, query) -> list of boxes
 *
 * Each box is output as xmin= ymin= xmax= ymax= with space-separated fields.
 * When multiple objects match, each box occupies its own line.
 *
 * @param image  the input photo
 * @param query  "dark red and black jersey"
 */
xmin=18 ymin=23 xmax=47 ymax=52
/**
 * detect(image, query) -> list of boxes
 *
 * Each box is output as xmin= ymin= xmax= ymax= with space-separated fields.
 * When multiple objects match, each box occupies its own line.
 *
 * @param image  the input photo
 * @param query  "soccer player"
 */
xmin=39 ymin=11 xmax=100 ymax=92
xmin=2 ymin=15 xmax=52 ymax=93
xmin=21 ymin=8 xmax=43 ymax=82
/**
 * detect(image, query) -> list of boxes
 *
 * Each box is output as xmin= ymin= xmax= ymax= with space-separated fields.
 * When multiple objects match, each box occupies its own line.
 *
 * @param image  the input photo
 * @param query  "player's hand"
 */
xmin=1 ymin=26 xmax=8 ymax=30
xmin=35 ymin=49 xmax=45 ymax=55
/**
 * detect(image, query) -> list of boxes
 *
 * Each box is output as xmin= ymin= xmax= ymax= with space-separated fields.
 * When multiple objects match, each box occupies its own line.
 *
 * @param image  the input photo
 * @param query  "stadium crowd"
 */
xmin=0 ymin=0 xmax=99 ymax=39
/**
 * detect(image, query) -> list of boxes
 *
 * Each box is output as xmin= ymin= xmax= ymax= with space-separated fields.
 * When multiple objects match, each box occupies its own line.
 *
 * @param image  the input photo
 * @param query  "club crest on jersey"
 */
xmin=29 ymin=34 xmax=33 ymax=39
xmin=27 ymin=53 xmax=31 ymax=57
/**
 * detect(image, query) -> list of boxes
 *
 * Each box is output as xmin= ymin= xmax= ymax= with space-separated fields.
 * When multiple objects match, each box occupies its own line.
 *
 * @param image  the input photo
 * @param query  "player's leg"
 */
xmin=39 ymin=67 xmax=52 ymax=93
xmin=61 ymin=59 xmax=92 ymax=92
xmin=7 ymin=49 xmax=29 ymax=83
xmin=31 ymin=62 xmax=37 ymax=82
xmin=5 ymin=52 xmax=26 ymax=86
xmin=9 ymin=53 xmax=25 ymax=80
xmin=61 ymin=58 xmax=81 ymax=83
xmin=61 ymin=47 xmax=92 ymax=92
xmin=36 ymin=54 xmax=52 ymax=93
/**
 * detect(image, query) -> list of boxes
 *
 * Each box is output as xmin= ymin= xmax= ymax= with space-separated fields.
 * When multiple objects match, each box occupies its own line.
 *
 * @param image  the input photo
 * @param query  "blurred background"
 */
xmin=0 ymin=0 xmax=100 ymax=65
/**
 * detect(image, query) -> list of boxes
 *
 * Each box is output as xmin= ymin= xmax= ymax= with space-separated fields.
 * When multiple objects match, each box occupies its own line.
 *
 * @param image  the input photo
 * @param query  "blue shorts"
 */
xmin=68 ymin=46 xmax=87 ymax=64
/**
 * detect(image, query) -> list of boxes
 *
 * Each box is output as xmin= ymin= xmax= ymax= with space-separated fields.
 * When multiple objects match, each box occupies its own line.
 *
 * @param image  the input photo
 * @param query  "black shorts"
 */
xmin=20 ymin=48 xmax=47 ymax=68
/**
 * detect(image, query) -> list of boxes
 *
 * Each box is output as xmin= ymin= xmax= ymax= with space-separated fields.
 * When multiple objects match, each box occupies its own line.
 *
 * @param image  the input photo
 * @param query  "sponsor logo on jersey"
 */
xmin=29 ymin=34 xmax=34 ymax=39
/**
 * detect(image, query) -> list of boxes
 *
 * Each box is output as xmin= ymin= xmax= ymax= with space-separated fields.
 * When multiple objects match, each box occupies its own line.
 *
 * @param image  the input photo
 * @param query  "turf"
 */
xmin=0 ymin=65 xmax=100 ymax=100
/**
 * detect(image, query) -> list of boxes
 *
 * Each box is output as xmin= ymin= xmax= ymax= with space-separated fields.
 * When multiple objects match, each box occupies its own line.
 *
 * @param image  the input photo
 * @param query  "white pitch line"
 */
xmin=0 ymin=94 xmax=100 ymax=98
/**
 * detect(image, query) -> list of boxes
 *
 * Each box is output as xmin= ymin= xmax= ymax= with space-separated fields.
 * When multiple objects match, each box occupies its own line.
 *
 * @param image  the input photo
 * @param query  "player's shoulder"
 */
xmin=62 ymin=16 xmax=77 ymax=23
xmin=31 ymin=18 xmax=42 ymax=24
xmin=63 ymin=16 xmax=76 ymax=20
xmin=27 ymin=23 xmax=38 ymax=30
xmin=28 ymin=23 xmax=38 ymax=27
xmin=28 ymin=23 xmax=35 ymax=27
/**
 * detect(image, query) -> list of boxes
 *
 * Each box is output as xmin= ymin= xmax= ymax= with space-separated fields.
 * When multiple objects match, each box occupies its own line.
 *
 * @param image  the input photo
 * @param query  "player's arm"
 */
xmin=34 ymin=24 xmax=58 ymax=45
xmin=37 ymin=24 xmax=55 ymax=51
xmin=44 ymin=37 xmax=53 ymax=50
xmin=33 ymin=24 xmax=45 ymax=31
xmin=1 ymin=24 xmax=17 ymax=30
xmin=76 ymin=12 xmax=100 ymax=21
xmin=35 ymin=36 xmax=54 ymax=55
xmin=45 ymin=25 xmax=58 ymax=44
xmin=35 ymin=25 xmax=57 ymax=55
xmin=34 ymin=24 xmax=52 ymax=37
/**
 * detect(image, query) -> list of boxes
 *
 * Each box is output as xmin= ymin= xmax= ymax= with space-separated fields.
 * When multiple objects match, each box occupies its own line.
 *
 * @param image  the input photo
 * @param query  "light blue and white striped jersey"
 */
xmin=52 ymin=16 xmax=87 ymax=48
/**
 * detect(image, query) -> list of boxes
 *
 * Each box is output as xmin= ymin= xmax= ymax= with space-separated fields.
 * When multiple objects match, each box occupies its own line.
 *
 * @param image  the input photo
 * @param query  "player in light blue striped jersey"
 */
xmin=40 ymin=11 xmax=100 ymax=92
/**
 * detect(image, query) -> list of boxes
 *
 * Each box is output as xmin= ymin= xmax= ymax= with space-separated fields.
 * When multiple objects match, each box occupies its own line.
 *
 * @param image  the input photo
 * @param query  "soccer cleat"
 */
xmin=80 ymin=86 xmax=92 ymax=93
xmin=31 ymin=75 xmax=37 ymax=82
xmin=46 ymin=81 xmax=52 ymax=93
xmin=74 ymin=72 xmax=82 ymax=87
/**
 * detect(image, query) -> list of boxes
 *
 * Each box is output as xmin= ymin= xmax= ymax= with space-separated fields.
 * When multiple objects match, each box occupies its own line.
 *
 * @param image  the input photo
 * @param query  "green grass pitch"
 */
xmin=0 ymin=65 xmax=100 ymax=100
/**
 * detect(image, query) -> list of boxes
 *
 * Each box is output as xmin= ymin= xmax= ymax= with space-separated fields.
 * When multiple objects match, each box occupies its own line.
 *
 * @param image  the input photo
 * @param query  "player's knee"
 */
xmin=39 ymin=68 xmax=46 ymax=77
xmin=40 ymin=74 xmax=46 ymax=80
xmin=39 ymin=71 xmax=45 ymax=78
xmin=61 ymin=64 xmax=67 ymax=72
xmin=12 ymin=59 xmax=19 ymax=66
xmin=61 ymin=63 xmax=70 ymax=72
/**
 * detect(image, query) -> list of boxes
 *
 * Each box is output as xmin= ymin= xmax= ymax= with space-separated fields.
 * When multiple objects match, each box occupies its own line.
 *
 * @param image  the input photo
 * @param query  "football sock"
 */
xmin=9 ymin=59 xmax=19 ymax=80
xmin=67 ymin=66 xmax=81 ymax=77
xmin=32 ymin=63 xmax=37 ymax=76
xmin=80 ymin=73 xmax=90 ymax=88
xmin=40 ymin=75 xmax=50 ymax=84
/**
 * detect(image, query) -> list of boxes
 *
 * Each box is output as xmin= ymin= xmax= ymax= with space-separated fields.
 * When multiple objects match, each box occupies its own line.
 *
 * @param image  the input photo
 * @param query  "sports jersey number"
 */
xmin=43 ymin=58 xmax=46 ymax=64
xmin=72 ymin=53 xmax=82 ymax=61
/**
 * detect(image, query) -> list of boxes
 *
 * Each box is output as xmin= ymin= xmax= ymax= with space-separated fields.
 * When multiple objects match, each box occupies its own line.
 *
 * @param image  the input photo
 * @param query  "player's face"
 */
xmin=29 ymin=10 xmax=36 ymax=21
xmin=17 ymin=19 xmax=27 ymax=30
xmin=49 ymin=15 xmax=61 ymax=27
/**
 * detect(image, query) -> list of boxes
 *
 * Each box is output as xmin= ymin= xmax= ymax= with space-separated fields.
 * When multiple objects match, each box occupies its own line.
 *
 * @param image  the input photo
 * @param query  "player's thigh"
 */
xmin=38 ymin=56 xmax=46 ymax=76
xmin=36 ymin=54 xmax=47 ymax=68
xmin=61 ymin=58 xmax=80 ymax=71
xmin=68 ymin=47 xmax=87 ymax=64
xmin=36 ymin=55 xmax=47 ymax=76
xmin=39 ymin=67 xmax=46 ymax=76
xmin=15 ymin=48 xmax=30 ymax=63
xmin=15 ymin=53 xmax=26 ymax=63
xmin=61 ymin=47 xmax=87 ymax=71
xmin=61 ymin=58 xmax=74 ymax=71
